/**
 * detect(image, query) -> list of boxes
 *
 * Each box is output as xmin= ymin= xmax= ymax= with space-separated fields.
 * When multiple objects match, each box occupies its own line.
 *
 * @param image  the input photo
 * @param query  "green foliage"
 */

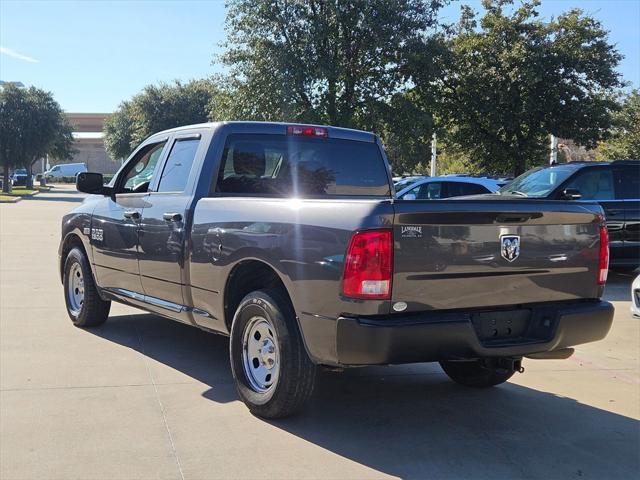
xmin=596 ymin=90 xmax=640 ymax=160
xmin=376 ymin=91 xmax=434 ymax=174
xmin=213 ymin=0 xmax=442 ymax=135
xmin=410 ymin=0 xmax=622 ymax=176
xmin=0 ymin=84 xmax=73 ymax=191
xmin=104 ymin=80 xmax=218 ymax=160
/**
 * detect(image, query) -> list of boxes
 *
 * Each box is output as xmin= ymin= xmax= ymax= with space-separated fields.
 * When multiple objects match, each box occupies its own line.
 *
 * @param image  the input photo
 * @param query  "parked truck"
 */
xmin=60 ymin=122 xmax=614 ymax=418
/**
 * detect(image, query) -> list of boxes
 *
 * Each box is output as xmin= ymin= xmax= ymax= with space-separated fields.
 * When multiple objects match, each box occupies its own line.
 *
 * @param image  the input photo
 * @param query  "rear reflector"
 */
xmin=287 ymin=125 xmax=328 ymax=138
xmin=342 ymin=229 xmax=393 ymax=299
xmin=598 ymin=225 xmax=609 ymax=285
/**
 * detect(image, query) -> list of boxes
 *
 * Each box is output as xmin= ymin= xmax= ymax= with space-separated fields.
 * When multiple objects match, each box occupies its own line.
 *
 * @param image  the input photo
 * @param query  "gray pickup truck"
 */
xmin=60 ymin=121 xmax=614 ymax=418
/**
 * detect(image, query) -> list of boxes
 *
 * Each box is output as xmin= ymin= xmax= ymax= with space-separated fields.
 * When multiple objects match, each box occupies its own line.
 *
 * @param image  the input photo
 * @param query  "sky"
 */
xmin=1 ymin=0 xmax=638 ymax=113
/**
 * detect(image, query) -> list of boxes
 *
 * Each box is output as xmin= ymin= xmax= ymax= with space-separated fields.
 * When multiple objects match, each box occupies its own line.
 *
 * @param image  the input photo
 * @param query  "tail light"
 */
xmin=598 ymin=225 xmax=609 ymax=285
xmin=287 ymin=125 xmax=328 ymax=138
xmin=342 ymin=229 xmax=393 ymax=299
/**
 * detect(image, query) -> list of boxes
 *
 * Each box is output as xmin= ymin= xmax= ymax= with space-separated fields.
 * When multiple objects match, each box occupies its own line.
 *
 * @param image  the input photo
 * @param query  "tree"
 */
xmin=409 ymin=0 xmax=623 ymax=176
xmin=104 ymin=80 xmax=218 ymax=160
xmin=213 ymin=0 xmax=443 ymax=131
xmin=0 ymin=84 xmax=74 ymax=191
xmin=596 ymin=90 xmax=640 ymax=160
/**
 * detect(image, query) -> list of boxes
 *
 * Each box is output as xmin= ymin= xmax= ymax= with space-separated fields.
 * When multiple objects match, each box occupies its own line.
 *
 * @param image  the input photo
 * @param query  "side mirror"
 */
xmin=402 ymin=193 xmax=417 ymax=200
xmin=76 ymin=172 xmax=109 ymax=195
xmin=560 ymin=188 xmax=582 ymax=200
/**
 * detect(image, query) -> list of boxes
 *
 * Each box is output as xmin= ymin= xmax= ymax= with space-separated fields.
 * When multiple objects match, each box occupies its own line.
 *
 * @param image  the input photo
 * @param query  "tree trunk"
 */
xmin=2 ymin=168 xmax=10 ymax=193
xmin=26 ymin=162 xmax=34 ymax=190
xmin=513 ymin=153 xmax=527 ymax=177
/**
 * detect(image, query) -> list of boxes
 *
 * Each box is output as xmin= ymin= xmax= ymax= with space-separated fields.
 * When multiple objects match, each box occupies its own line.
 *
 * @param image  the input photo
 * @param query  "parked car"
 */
xmin=393 ymin=175 xmax=424 ymax=191
xmin=396 ymin=176 xmax=499 ymax=199
xmin=10 ymin=168 xmax=29 ymax=186
xmin=61 ymin=121 xmax=613 ymax=418
xmin=44 ymin=163 xmax=87 ymax=179
xmin=500 ymin=160 xmax=640 ymax=271
xmin=632 ymin=274 xmax=640 ymax=319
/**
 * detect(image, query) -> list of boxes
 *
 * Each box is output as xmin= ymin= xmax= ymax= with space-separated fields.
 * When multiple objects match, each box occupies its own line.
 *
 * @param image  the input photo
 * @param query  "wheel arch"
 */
xmin=223 ymin=258 xmax=294 ymax=332
xmin=59 ymin=231 xmax=91 ymax=283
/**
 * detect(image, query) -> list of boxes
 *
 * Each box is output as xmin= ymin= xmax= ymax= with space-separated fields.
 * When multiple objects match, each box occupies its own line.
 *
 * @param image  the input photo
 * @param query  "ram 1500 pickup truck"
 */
xmin=60 ymin=121 xmax=614 ymax=418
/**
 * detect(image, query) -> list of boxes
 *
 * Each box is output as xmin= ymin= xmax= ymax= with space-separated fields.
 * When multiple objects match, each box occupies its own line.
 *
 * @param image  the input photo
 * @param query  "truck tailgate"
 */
xmin=392 ymin=198 xmax=604 ymax=311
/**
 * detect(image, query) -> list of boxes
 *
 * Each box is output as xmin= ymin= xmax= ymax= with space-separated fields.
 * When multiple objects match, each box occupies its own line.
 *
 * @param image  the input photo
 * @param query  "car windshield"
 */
xmin=394 ymin=177 xmax=421 ymax=190
xmin=500 ymin=165 xmax=577 ymax=198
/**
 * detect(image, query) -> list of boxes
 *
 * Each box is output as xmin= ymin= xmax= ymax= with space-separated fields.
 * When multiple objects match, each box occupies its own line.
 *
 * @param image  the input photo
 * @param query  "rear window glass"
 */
xmin=214 ymin=134 xmax=390 ymax=197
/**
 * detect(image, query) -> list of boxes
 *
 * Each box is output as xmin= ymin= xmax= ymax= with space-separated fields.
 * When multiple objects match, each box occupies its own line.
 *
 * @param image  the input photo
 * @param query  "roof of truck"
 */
xmin=153 ymin=121 xmax=376 ymax=142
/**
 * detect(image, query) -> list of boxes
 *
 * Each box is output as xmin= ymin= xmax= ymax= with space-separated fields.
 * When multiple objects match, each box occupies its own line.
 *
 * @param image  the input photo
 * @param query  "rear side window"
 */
xmin=614 ymin=166 xmax=640 ymax=199
xmin=446 ymin=182 xmax=490 ymax=197
xmin=214 ymin=134 xmax=390 ymax=197
xmin=157 ymin=138 xmax=200 ymax=192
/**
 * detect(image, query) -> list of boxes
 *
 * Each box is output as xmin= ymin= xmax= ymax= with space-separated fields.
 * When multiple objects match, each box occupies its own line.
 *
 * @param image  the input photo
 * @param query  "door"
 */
xmin=563 ymin=167 xmax=625 ymax=255
xmin=614 ymin=164 xmax=640 ymax=265
xmin=138 ymin=134 xmax=202 ymax=306
xmin=91 ymin=140 xmax=167 ymax=296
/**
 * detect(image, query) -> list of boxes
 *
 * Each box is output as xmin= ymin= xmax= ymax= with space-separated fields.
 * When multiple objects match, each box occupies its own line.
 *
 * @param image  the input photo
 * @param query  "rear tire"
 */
xmin=63 ymin=247 xmax=110 ymax=327
xmin=229 ymin=289 xmax=316 ymax=418
xmin=439 ymin=358 xmax=517 ymax=387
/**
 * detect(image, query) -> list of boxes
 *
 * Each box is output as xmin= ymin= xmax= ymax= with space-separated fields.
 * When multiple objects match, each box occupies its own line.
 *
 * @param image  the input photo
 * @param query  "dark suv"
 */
xmin=501 ymin=160 xmax=640 ymax=270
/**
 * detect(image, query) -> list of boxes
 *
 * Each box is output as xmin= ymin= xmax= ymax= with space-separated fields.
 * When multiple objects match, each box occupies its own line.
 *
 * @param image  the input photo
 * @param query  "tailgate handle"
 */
xmin=496 ymin=213 xmax=535 ymax=223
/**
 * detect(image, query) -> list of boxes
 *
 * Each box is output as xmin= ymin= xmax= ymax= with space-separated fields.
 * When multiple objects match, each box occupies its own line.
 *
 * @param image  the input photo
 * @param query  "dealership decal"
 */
xmin=401 ymin=225 xmax=423 ymax=238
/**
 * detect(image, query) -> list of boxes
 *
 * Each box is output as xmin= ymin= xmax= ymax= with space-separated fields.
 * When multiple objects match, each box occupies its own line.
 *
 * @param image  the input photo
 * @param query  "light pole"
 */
xmin=549 ymin=134 xmax=558 ymax=165
xmin=430 ymin=132 xmax=437 ymax=177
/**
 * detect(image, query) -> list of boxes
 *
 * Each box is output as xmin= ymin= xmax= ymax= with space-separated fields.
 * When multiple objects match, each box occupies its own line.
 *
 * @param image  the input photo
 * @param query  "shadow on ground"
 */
xmin=605 ymin=269 xmax=637 ymax=302
xmin=90 ymin=310 xmax=639 ymax=479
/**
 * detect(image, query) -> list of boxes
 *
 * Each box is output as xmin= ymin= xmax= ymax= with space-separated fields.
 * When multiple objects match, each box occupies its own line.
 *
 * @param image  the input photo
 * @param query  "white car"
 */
xmin=396 ymin=176 xmax=500 ymax=200
xmin=632 ymin=274 xmax=640 ymax=319
xmin=44 ymin=163 xmax=87 ymax=179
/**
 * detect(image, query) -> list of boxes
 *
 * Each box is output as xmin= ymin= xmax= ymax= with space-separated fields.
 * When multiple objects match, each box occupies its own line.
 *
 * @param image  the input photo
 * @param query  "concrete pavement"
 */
xmin=1 ymin=185 xmax=639 ymax=479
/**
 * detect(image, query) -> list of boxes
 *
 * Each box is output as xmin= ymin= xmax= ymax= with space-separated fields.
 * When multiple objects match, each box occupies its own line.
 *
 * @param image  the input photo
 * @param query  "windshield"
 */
xmin=500 ymin=165 xmax=577 ymax=198
xmin=394 ymin=177 xmax=422 ymax=190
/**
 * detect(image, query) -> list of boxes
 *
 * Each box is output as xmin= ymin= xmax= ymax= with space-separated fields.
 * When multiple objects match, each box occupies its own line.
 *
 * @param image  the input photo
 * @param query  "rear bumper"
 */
xmin=334 ymin=300 xmax=614 ymax=366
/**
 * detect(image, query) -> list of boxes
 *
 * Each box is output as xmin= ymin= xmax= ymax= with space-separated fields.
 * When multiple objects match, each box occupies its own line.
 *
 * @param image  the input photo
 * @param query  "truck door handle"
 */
xmin=163 ymin=212 xmax=182 ymax=222
xmin=123 ymin=210 xmax=140 ymax=220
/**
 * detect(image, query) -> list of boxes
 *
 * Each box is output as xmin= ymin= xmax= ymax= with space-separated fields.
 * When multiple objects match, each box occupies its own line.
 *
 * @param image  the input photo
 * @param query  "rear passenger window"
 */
xmin=157 ymin=138 xmax=200 ymax=192
xmin=614 ymin=166 xmax=640 ymax=199
xmin=421 ymin=182 xmax=443 ymax=199
xmin=214 ymin=134 xmax=390 ymax=197
xmin=565 ymin=169 xmax=615 ymax=200
xmin=446 ymin=182 xmax=489 ymax=197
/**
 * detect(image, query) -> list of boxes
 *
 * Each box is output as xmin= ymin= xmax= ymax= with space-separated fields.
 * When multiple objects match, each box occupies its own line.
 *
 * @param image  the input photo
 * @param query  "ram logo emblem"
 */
xmin=501 ymin=235 xmax=520 ymax=262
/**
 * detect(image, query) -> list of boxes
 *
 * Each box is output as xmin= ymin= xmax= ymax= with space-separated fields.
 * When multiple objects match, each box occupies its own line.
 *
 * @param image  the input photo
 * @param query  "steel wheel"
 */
xmin=242 ymin=315 xmax=280 ymax=393
xmin=67 ymin=262 xmax=85 ymax=315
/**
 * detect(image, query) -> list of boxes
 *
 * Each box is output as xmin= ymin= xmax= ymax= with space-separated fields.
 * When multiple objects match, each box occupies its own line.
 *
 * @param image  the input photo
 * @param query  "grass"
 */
xmin=0 ymin=186 xmax=50 ymax=202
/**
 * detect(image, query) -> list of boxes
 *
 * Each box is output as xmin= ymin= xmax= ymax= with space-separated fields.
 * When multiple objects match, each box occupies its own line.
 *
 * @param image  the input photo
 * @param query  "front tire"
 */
xmin=229 ymin=289 xmax=316 ymax=418
xmin=63 ymin=247 xmax=110 ymax=327
xmin=439 ymin=358 xmax=517 ymax=387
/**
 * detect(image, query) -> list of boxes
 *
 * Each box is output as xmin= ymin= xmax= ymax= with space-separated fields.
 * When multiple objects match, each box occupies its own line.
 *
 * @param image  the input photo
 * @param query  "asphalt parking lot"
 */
xmin=1 ymin=185 xmax=638 ymax=480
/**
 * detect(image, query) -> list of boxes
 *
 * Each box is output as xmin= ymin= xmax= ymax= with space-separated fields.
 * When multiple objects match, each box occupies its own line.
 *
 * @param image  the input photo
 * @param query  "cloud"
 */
xmin=0 ymin=46 xmax=38 ymax=63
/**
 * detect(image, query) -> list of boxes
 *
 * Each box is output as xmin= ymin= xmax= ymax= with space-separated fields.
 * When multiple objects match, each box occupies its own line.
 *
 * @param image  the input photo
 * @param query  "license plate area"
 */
xmin=472 ymin=310 xmax=530 ymax=344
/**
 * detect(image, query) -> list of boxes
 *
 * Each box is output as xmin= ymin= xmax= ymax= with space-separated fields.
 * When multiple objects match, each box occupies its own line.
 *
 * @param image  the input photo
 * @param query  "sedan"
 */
xmin=396 ymin=176 xmax=500 ymax=200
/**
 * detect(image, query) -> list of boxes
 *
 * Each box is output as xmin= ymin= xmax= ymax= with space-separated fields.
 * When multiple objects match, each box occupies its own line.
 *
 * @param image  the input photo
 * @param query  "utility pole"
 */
xmin=549 ymin=134 xmax=558 ymax=165
xmin=430 ymin=132 xmax=437 ymax=177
